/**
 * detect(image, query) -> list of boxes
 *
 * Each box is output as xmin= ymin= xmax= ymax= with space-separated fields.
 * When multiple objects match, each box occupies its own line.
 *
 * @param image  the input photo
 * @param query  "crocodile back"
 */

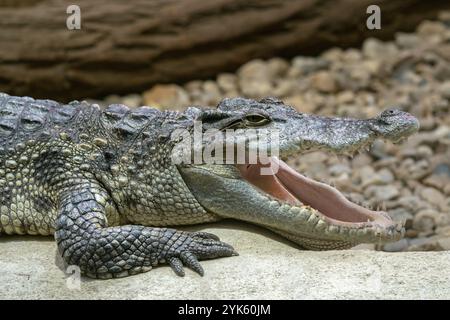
xmin=0 ymin=93 xmax=98 ymax=155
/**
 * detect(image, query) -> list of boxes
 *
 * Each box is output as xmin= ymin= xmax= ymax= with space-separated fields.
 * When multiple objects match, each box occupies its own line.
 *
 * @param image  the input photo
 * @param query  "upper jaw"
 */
xmin=276 ymin=109 xmax=419 ymax=158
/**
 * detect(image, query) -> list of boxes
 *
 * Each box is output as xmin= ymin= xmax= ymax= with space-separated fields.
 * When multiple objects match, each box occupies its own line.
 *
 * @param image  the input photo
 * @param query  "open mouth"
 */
xmin=237 ymin=157 xmax=397 ymax=229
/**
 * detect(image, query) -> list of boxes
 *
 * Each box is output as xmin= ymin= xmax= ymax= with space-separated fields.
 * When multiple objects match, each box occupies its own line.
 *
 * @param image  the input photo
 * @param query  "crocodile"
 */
xmin=0 ymin=93 xmax=419 ymax=279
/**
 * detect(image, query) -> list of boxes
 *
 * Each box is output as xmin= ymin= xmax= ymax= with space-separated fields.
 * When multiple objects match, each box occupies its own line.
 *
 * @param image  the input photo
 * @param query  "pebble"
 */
xmin=413 ymin=209 xmax=440 ymax=233
xmin=266 ymin=58 xmax=289 ymax=77
xmin=216 ymin=73 xmax=238 ymax=93
xmin=395 ymin=32 xmax=420 ymax=49
xmin=272 ymin=79 xmax=295 ymax=97
xmin=423 ymin=174 xmax=448 ymax=191
xmin=407 ymin=237 xmax=440 ymax=251
xmin=419 ymin=187 xmax=447 ymax=211
xmin=364 ymin=185 xmax=399 ymax=201
xmin=121 ymin=94 xmax=142 ymax=108
xmin=289 ymin=56 xmax=329 ymax=76
xmin=358 ymin=166 xmax=375 ymax=186
xmin=328 ymin=163 xmax=351 ymax=176
xmin=202 ymin=81 xmax=222 ymax=105
xmin=311 ymin=71 xmax=338 ymax=93
xmin=439 ymin=11 xmax=450 ymax=21
xmin=351 ymin=153 xmax=372 ymax=168
xmin=383 ymin=239 xmax=409 ymax=252
xmin=284 ymin=95 xmax=317 ymax=113
xmin=378 ymin=168 xmax=395 ymax=184
xmin=240 ymin=80 xmax=273 ymax=98
xmin=396 ymin=196 xmax=431 ymax=213
xmin=336 ymin=91 xmax=355 ymax=104
xmin=417 ymin=21 xmax=447 ymax=44
xmin=362 ymin=38 xmax=398 ymax=61
xmin=143 ymin=84 xmax=190 ymax=110
xmin=370 ymin=140 xmax=391 ymax=159
xmin=358 ymin=166 xmax=394 ymax=187
xmin=237 ymin=59 xmax=271 ymax=80
xmin=389 ymin=208 xmax=414 ymax=228
xmin=434 ymin=163 xmax=450 ymax=177
xmin=436 ymin=237 xmax=450 ymax=250
xmin=438 ymin=81 xmax=450 ymax=99
xmin=238 ymin=60 xmax=275 ymax=98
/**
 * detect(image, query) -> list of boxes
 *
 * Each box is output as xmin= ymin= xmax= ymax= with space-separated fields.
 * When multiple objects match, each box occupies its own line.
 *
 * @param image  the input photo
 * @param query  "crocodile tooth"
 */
xmin=315 ymin=219 xmax=327 ymax=231
xmin=268 ymin=201 xmax=279 ymax=211
xmin=297 ymin=209 xmax=309 ymax=221
xmin=339 ymin=227 xmax=349 ymax=236
xmin=326 ymin=225 xmax=339 ymax=234
xmin=357 ymin=229 xmax=368 ymax=237
xmin=307 ymin=213 xmax=318 ymax=225
xmin=348 ymin=229 xmax=358 ymax=237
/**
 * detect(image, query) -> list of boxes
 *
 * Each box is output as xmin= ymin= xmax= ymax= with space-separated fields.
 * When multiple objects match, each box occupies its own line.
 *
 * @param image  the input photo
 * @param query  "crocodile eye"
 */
xmin=382 ymin=109 xmax=400 ymax=117
xmin=244 ymin=113 xmax=270 ymax=126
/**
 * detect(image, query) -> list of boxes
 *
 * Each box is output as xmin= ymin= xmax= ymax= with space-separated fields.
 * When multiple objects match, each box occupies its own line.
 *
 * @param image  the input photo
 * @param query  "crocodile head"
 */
xmin=177 ymin=97 xmax=419 ymax=249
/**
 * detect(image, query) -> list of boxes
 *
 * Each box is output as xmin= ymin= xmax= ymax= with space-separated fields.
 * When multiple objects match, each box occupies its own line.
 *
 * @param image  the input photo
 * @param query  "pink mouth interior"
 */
xmin=237 ymin=157 xmax=389 ymax=225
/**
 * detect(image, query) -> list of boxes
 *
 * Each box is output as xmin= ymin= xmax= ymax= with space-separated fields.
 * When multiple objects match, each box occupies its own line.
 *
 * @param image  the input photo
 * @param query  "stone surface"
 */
xmin=1 ymin=221 xmax=450 ymax=300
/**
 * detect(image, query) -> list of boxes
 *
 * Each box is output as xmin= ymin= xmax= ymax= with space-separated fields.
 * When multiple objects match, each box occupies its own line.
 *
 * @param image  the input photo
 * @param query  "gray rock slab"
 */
xmin=1 ymin=221 xmax=449 ymax=299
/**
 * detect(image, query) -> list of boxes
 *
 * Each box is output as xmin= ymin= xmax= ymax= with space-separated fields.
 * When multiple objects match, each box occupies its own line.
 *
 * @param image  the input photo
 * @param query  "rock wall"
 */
xmin=1 ymin=224 xmax=450 ymax=299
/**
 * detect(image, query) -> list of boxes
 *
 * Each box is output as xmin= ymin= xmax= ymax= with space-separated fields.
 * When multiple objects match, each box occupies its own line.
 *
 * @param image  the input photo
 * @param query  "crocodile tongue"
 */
xmin=236 ymin=159 xmax=301 ymax=206
xmin=237 ymin=157 xmax=382 ymax=224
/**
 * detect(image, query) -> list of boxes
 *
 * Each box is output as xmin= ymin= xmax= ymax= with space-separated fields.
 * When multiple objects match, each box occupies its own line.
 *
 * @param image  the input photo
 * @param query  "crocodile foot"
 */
xmin=167 ymin=231 xmax=237 ymax=277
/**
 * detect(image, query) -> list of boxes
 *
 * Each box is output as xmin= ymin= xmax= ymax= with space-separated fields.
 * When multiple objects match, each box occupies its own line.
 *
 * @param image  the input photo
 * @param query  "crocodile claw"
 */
xmin=167 ymin=231 xmax=236 ymax=277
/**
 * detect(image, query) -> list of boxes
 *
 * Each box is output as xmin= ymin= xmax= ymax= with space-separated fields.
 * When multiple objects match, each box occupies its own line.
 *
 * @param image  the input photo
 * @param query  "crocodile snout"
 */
xmin=370 ymin=109 xmax=419 ymax=142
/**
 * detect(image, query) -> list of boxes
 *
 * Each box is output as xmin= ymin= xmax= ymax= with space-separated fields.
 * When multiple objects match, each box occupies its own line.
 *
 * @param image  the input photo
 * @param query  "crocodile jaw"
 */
xmin=177 ymin=101 xmax=418 ymax=249
xmin=237 ymin=157 xmax=394 ymax=225
xmin=236 ymin=157 xmax=403 ymax=247
xmin=179 ymin=158 xmax=404 ymax=250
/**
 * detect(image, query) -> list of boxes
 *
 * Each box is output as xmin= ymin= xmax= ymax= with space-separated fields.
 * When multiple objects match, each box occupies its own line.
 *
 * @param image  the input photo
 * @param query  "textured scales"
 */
xmin=0 ymin=93 xmax=419 ymax=278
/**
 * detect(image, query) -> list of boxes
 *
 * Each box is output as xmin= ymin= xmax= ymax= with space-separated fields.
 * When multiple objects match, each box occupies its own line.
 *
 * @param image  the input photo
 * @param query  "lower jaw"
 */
xmin=267 ymin=227 xmax=357 ymax=250
xmin=236 ymin=156 xmax=404 ymax=242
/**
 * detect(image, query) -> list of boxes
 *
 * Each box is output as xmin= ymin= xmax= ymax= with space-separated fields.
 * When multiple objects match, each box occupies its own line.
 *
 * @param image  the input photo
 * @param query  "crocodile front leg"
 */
xmin=55 ymin=180 xmax=236 ymax=279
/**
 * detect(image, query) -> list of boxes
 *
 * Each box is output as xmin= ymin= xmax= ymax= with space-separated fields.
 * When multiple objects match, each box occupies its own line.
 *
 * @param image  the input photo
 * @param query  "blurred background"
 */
xmin=0 ymin=0 xmax=449 ymax=251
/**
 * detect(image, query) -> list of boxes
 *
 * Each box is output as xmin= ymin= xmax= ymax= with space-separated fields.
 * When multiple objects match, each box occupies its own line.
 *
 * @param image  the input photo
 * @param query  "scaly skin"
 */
xmin=0 ymin=93 xmax=419 ymax=278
